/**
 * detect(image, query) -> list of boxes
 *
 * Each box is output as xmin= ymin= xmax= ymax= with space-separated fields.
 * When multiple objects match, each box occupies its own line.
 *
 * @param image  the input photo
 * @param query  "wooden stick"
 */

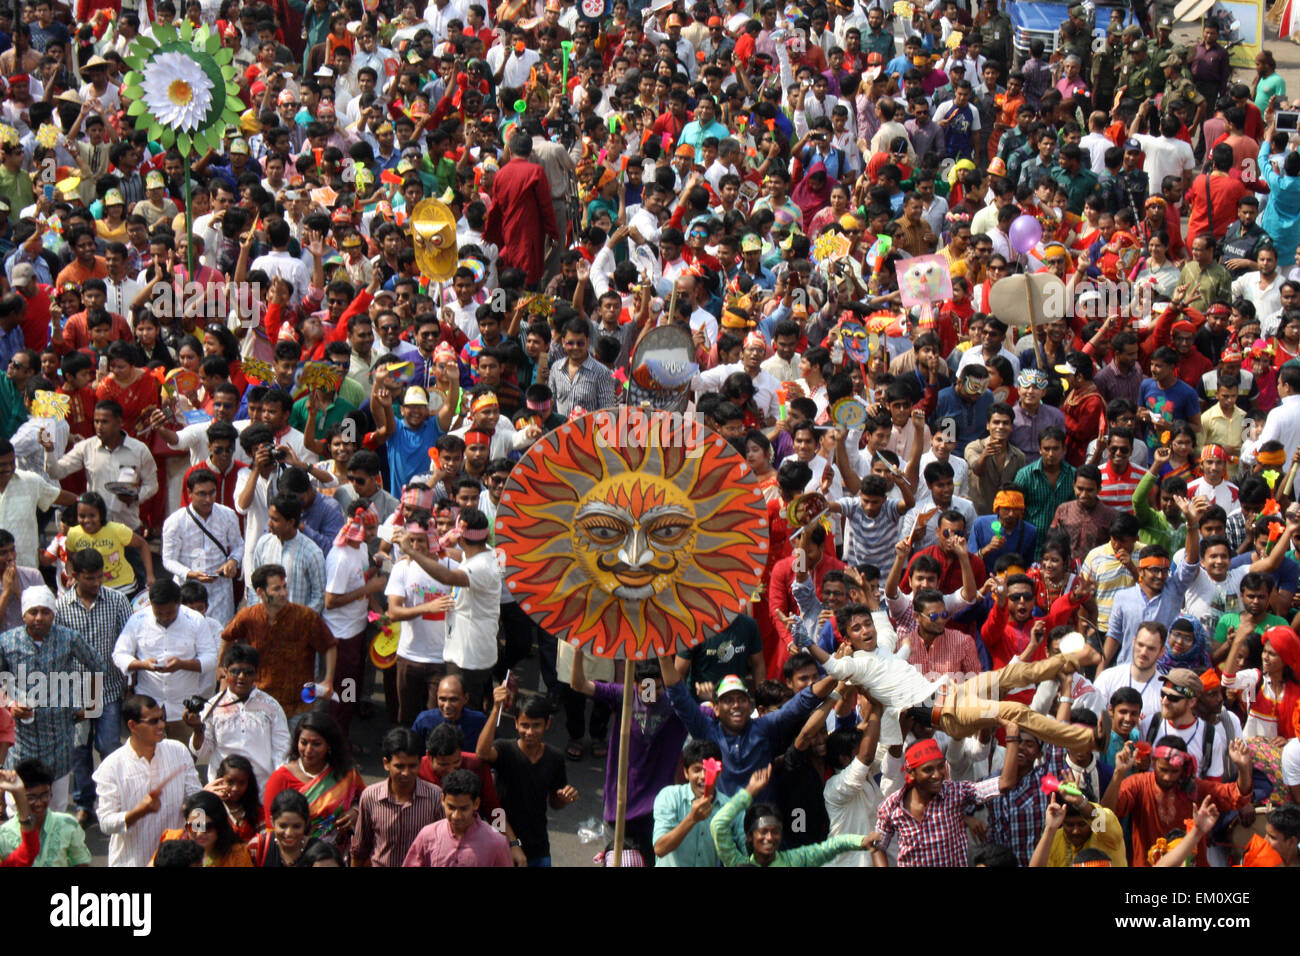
xmin=611 ymin=665 xmax=636 ymax=867
xmin=1024 ymin=276 xmax=1045 ymax=371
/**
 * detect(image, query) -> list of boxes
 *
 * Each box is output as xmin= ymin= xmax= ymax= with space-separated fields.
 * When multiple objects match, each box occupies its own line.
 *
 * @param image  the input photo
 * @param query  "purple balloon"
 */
xmin=1008 ymin=214 xmax=1043 ymax=255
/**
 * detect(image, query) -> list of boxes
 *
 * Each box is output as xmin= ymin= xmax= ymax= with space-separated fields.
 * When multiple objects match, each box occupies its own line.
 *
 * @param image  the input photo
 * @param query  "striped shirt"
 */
xmin=54 ymin=586 xmax=132 ymax=704
xmin=0 ymin=624 xmax=108 ymax=778
xmin=896 ymin=627 xmax=982 ymax=681
xmin=1014 ymin=460 xmax=1077 ymax=559
xmin=352 ymin=778 xmax=445 ymax=867
xmin=836 ymin=495 xmax=905 ymax=569
xmin=1081 ymin=543 xmax=1137 ymax=635
xmin=248 ymin=531 xmax=326 ymax=614
xmin=93 ymin=738 xmax=203 ymax=867
xmin=876 ymin=778 xmax=1000 ymax=867
xmin=403 ymin=817 xmax=511 ymax=867
xmin=1098 ymin=462 xmax=1148 ymax=513
xmin=548 ymin=355 xmax=617 ymax=418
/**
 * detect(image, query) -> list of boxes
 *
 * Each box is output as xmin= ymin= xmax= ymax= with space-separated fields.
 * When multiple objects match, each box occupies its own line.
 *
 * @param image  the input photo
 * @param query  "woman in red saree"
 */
xmin=97 ymin=341 xmax=177 ymax=531
xmin=96 ymin=342 xmax=162 ymax=436
xmin=262 ymin=712 xmax=364 ymax=856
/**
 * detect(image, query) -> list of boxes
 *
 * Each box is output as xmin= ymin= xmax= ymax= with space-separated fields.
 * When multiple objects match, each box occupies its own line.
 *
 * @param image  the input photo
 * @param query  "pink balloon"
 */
xmin=1009 ymin=214 xmax=1043 ymax=255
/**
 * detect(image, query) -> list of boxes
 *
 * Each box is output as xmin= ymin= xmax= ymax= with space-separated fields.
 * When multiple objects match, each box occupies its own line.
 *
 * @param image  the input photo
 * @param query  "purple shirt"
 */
xmin=401 ymin=817 xmax=511 ymax=867
xmin=593 ymin=681 xmax=689 ymax=824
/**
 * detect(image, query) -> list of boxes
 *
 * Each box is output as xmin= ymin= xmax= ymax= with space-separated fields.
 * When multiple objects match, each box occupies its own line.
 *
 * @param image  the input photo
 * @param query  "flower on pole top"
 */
xmin=122 ymin=19 xmax=242 ymax=156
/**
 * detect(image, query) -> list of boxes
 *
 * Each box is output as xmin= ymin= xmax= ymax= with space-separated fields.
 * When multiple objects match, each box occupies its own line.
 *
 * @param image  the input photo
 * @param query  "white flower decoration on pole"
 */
xmin=121 ymin=19 xmax=242 ymax=156
xmin=139 ymin=51 xmax=215 ymax=133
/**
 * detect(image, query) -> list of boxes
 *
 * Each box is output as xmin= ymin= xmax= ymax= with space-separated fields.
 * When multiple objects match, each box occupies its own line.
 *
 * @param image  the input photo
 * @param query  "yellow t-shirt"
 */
xmin=1047 ymin=806 xmax=1127 ymax=867
xmin=95 ymin=219 xmax=128 ymax=243
xmin=66 ymin=522 xmax=135 ymax=589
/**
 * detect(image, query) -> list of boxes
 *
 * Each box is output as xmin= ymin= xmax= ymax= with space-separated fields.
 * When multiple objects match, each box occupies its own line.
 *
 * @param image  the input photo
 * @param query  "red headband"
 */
xmin=904 ymin=738 xmax=943 ymax=770
xmin=465 ymin=430 xmax=492 ymax=447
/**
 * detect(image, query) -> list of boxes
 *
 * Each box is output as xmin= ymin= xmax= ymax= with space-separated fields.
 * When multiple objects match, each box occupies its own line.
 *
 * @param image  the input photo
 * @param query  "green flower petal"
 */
xmin=205 ymin=35 xmax=220 ymax=55
xmin=153 ymin=23 xmax=176 ymax=44
xmin=215 ymin=46 xmax=233 ymax=65
xmin=137 ymin=35 xmax=156 ymax=50
xmin=179 ymin=131 xmax=192 ymax=155
xmin=122 ymin=71 xmax=140 ymax=87
xmin=127 ymin=98 xmax=147 ymax=117
xmin=124 ymin=54 xmax=144 ymax=72
xmin=225 ymin=81 xmax=241 ymax=100
xmin=180 ymin=19 xmax=193 ymax=41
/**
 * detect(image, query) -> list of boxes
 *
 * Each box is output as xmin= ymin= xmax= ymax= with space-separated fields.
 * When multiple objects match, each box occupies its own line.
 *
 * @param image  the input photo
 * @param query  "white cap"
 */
xmin=21 ymin=585 xmax=55 ymax=614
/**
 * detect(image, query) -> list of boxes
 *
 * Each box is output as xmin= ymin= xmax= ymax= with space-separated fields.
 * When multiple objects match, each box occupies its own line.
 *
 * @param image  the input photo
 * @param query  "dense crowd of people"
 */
xmin=1 ymin=0 xmax=1300 ymax=871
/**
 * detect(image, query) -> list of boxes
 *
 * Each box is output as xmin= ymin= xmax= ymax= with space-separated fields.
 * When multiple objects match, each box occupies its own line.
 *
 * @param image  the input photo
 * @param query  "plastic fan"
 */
xmin=1040 ymin=774 xmax=1083 ymax=798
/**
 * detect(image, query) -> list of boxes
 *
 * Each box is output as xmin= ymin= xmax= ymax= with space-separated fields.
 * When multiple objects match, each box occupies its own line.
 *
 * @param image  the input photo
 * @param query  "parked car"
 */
xmin=1010 ymin=0 xmax=1139 ymax=64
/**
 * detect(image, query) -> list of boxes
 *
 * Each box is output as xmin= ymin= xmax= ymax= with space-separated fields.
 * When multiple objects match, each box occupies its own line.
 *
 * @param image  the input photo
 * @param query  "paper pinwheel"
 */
xmin=31 ymin=390 xmax=71 ymax=420
xmin=242 ymin=358 xmax=274 ymax=383
xmin=122 ymin=20 xmax=242 ymax=156
xmin=35 ymin=124 xmax=59 ymax=149
xmin=300 ymin=361 xmax=344 ymax=393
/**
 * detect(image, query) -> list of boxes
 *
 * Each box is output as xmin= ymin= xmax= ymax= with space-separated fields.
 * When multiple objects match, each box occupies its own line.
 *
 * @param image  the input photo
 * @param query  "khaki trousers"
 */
xmin=937 ymin=653 xmax=1094 ymax=751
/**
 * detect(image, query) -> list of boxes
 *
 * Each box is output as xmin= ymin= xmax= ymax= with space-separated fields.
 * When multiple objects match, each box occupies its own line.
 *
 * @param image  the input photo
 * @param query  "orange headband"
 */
xmin=993 ymin=490 xmax=1025 ymax=511
xmin=1139 ymin=556 xmax=1170 ymax=569
xmin=470 ymin=392 xmax=499 ymax=414
xmin=1257 ymin=449 xmax=1287 ymax=467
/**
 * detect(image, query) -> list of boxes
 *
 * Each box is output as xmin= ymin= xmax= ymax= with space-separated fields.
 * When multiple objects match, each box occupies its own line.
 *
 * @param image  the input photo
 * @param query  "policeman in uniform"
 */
xmin=1147 ymin=15 xmax=1178 ymax=70
xmin=1060 ymin=4 xmax=1092 ymax=76
xmin=977 ymin=0 xmax=1012 ymax=72
xmin=1119 ymin=23 xmax=1144 ymax=69
xmin=1118 ymin=139 xmax=1150 ymax=217
xmin=1160 ymin=53 xmax=1206 ymax=130
xmin=1119 ymin=40 xmax=1159 ymax=103
xmin=1091 ymin=24 xmax=1124 ymax=109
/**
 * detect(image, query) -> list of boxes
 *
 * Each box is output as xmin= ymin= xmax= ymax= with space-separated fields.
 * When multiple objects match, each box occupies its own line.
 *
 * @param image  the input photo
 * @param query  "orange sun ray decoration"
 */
xmin=494 ymin=406 xmax=769 ymax=660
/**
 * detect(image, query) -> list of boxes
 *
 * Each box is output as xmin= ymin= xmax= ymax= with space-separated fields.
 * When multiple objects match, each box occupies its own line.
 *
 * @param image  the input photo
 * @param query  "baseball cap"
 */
xmin=1124 ymin=138 xmax=1141 ymax=151
xmin=1129 ymin=39 xmax=1145 ymax=53
xmin=146 ymin=170 xmax=166 ymax=189
xmin=707 ymin=14 xmax=722 ymax=26
xmin=715 ymin=675 xmax=749 ymax=699
xmin=1161 ymin=668 xmax=1203 ymax=698
xmin=741 ymin=234 xmax=762 ymax=252
xmin=230 ymin=138 xmax=250 ymax=155
xmin=11 ymin=262 xmax=34 ymax=286
xmin=1162 ymin=54 xmax=1181 ymax=68
xmin=402 ymin=386 xmax=431 ymax=407
xmin=103 ymin=188 xmax=124 ymax=206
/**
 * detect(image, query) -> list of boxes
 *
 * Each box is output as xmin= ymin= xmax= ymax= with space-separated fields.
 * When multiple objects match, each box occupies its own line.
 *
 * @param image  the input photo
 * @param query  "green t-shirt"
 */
xmin=1213 ymin=611 xmax=1287 ymax=645
xmin=0 ymin=811 xmax=91 ymax=867
xmin=1255 ymin=74 xmax=1287 ymax=114
xmin=290 ymin=393 xmax=359 ymax=440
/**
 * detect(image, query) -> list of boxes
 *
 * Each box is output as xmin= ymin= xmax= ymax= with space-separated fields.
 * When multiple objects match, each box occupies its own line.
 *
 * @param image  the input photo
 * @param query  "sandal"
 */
xmin=591 ymin=741 xmax=608 ymax=759
xmin=565 ymin=740 xmax=584 ymax=761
